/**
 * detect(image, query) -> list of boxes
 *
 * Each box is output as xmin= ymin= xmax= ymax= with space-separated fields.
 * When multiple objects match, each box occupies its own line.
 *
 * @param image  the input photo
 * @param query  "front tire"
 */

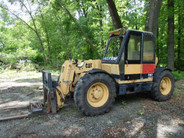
xmin=151 ymin=70 xmax=174 ymax=101
xmin=74 ymin=73 xmax=116 ymax=116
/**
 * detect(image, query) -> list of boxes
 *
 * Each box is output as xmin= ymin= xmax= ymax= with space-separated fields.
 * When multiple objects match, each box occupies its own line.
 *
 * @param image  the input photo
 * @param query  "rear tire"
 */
xmin=74 ymin=73 xmax=116 ymax=116
xmin=151 ymin=70 xmax=174 ymax=101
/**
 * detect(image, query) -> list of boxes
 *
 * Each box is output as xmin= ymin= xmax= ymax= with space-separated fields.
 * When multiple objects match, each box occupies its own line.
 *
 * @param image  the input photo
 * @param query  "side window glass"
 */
xmin=127 ymin=35 xmax=141 ymax=60
xmin=103 ymin=36 xmax=123 ymax=62
xmin=143 ymin=36 xmax=154 ymax=62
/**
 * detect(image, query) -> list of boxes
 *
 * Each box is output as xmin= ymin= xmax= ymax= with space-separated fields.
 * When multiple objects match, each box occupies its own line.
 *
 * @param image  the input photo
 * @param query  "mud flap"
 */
xmin=42 ymin=70 xmax=57 ymax=113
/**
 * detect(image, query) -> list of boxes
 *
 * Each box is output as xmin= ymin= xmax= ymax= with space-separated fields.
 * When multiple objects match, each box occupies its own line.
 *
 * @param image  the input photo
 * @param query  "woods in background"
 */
xmin=0 ymin=0 xmax=183 ymax=71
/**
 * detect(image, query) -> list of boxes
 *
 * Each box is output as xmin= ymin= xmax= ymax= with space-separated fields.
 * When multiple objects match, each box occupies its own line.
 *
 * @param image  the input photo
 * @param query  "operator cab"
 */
xmin=103 ymin=28 xmax=155 ymax=81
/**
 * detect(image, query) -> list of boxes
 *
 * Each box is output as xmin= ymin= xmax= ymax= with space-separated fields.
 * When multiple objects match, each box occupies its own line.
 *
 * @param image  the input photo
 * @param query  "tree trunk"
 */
xmin=156 ymin=27 xmax=159 ymax=60
xmin=145 ymin=0 xmax=162 ymax=37
xmin=133 ymin=0 xmax=138 ymax=30
xmin=167 ymin=0 xmax=174 ymax=71
xmin=106 ymin=0 xmax=122 ymax=29
xmin=39 ymin=10 xmax=52 ymax=64
xmin=177 ymin=5 xmax=181 ymax=70
xmin=17 ymin=0 xmax=47 ymax=65
xmin=36 ymin=0 xmax=52 ymax=64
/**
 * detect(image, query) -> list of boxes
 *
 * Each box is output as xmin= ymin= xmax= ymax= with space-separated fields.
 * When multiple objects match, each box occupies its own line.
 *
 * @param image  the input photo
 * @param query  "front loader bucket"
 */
xmin=42 ymin=70 xmax=57 ymax=113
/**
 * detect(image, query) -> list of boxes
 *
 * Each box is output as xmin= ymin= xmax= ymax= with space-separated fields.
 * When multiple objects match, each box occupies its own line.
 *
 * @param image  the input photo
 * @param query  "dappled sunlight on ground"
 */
xmin=0 ymin=101 xmax=29 ymax=108
xmin=157 ymin=118 xmax=184 ymax=137
xmin=0 ymin=70 xmax=42 ymax=90
xmin=0 ymin=82 xmax=42 ymax=90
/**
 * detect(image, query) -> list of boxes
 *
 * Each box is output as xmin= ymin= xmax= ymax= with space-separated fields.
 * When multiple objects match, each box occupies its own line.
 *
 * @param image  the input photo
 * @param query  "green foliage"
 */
xmin=181 ymin=84 xmax=184 ymax=92
xmin=0 ymin=0 xmax=183 ymax=72
xmin=174 ymin=88 xmax=178 ymax=95
xmin=0 ymin=0 xmax=150 ymax=66
xmin=138 ymin=109 xmax=145 ymax=116
xmin=19 ymin=63 xmax=37 ymax=71
xmin=0 ymin=53 xmax=17 ymax=64
xmin=121 ymin=100 xmax=126 ymax=106
xmin=173 ymin=71 xmax=184 ymax=79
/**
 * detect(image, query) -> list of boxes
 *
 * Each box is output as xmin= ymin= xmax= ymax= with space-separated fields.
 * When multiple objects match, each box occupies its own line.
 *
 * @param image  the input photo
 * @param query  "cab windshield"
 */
xmin=103 ymin=36 xmax=123 ymax=62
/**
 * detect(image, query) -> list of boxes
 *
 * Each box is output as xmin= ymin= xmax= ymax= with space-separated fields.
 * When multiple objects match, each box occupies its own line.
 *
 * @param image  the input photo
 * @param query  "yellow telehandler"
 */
xmin=42 ymin=28 xmax=174 ymax=116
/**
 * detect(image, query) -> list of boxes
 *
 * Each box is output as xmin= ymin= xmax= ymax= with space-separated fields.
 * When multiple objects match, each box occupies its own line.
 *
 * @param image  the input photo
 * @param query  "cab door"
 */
xmin=124 ymin=31 xmax=142 ymax=80
xmin=142 ymin=33 xmax=155 ymax=76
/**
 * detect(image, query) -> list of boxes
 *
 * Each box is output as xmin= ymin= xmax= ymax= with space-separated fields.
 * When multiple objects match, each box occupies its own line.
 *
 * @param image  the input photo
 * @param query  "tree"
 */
xmin=54 ymin=0 xmax=100 ymax=58
xmin=145 ymin=0 xmax=162 ymax=65
xmin=106 ymin=0 xmax=122 ymax=29
xmin=167 ymin=0 xmax=174 ymax=70
xmin=0 ymin=0 xmax=47 ymax=65
xmin=145 ymin=0 xmax=162 ymax=37
xmin=176 ymin=0 xmax=184 ymax=70
xmin=37 ymin=0 xmax=52 ymax=63
xmin=0 ymin=0 xmax=183 ymax=71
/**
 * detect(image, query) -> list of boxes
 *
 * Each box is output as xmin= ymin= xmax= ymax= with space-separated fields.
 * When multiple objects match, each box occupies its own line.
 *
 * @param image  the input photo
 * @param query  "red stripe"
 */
xmin=142 ymin=64 xmax=155 ymax=74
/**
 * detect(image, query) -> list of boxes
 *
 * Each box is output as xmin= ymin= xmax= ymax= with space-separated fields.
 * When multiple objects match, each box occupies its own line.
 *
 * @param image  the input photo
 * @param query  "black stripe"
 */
xmin=112 ymin=73 xmax=153 ymax=80
xmin=125 ymin=74 xmax=140 ymax=80
xmin=111 ymin=73 xmax=124 ymax=80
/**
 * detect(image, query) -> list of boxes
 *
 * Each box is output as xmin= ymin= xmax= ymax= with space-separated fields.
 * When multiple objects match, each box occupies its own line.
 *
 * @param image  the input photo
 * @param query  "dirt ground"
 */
xmin=0 ymin=70 xmax=184 ymax=138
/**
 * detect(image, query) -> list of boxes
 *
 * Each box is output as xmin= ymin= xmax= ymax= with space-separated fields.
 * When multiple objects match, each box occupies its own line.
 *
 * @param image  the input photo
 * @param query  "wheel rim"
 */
xmin=160 ymin=77 xmax=172 ymax=95
xmin=87 ymin=82 xmax=109 ymax=107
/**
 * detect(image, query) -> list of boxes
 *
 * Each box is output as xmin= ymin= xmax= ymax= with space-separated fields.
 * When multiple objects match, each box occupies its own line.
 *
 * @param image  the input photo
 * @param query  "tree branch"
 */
xmin=56 ymin=1 xmax=100 ymax=58
xmin=0 ymin=5 xmax=35 ymax=32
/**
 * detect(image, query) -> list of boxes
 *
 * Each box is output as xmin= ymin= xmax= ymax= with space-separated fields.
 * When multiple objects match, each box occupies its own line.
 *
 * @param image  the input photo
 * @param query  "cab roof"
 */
xmin=108 ymin=28 xmax=153 ymax=36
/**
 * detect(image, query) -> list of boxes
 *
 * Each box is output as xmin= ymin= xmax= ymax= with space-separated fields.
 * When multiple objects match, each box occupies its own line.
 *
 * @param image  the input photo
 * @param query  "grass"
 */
xmin=21 ymin=88 xmax=30 ymax=93
xmin=121 ymin=100 xmax=126 ymax=107
xmin=31 ymin=88 xmax=38 ymax=92
xmin=181 ymin=84 xmax=184 ymax=89
xmin=138 ymin=109 xmax=145 ymax=116
xmin=174 ymin=88 xmax=179 ymax=95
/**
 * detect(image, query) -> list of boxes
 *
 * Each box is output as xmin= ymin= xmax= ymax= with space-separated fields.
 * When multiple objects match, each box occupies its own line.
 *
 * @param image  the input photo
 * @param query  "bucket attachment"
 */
xmin=42 ymin=71 xmax=57 ymax=113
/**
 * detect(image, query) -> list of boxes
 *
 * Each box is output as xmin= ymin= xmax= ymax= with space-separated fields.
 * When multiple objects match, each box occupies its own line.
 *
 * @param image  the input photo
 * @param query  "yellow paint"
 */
xmin=102 ymin=64 xmax=120 ymax=75
xmin=56 ymin=59 xmax=102 ymax=108
xmin=87 ymin=82 xmax=109 ymax=107
xmin=124 ymin=64 xmax=142 ymax=74
xmin=109 ymin=28 xmax=126 ymax=35
xmin=56 ymin=86 xmax=65 ymax=108
xmin=155 ymin=57 xmax=158 ymax=66
xmin=116 ymin=78 xmax=153 ymax=84
xmin=160 ymin=77 xmax=171 ymax=95
xmin=108 ymin=28 xmax=153 ymax=36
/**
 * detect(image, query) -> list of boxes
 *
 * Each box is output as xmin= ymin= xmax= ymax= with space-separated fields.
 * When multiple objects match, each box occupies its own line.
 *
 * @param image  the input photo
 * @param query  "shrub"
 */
xmin=173 ymin=71 xmax=184 ymax=79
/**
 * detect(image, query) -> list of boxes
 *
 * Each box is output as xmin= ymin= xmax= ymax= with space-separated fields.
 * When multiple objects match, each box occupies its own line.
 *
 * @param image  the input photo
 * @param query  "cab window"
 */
xmin=143 ymin=36 xmax=154 ymax=62
xmin=127 ymin=35 xmax=141 ymax=61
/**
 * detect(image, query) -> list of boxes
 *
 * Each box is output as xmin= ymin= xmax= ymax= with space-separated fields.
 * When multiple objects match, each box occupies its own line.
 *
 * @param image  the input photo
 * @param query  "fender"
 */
xmin=86 ymin=69 xmax=118 ymax=89
xmin=87 ymin=69 xmax=110 ymax=75
xmin=153 ymin=67 xmax=172 ymax=82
